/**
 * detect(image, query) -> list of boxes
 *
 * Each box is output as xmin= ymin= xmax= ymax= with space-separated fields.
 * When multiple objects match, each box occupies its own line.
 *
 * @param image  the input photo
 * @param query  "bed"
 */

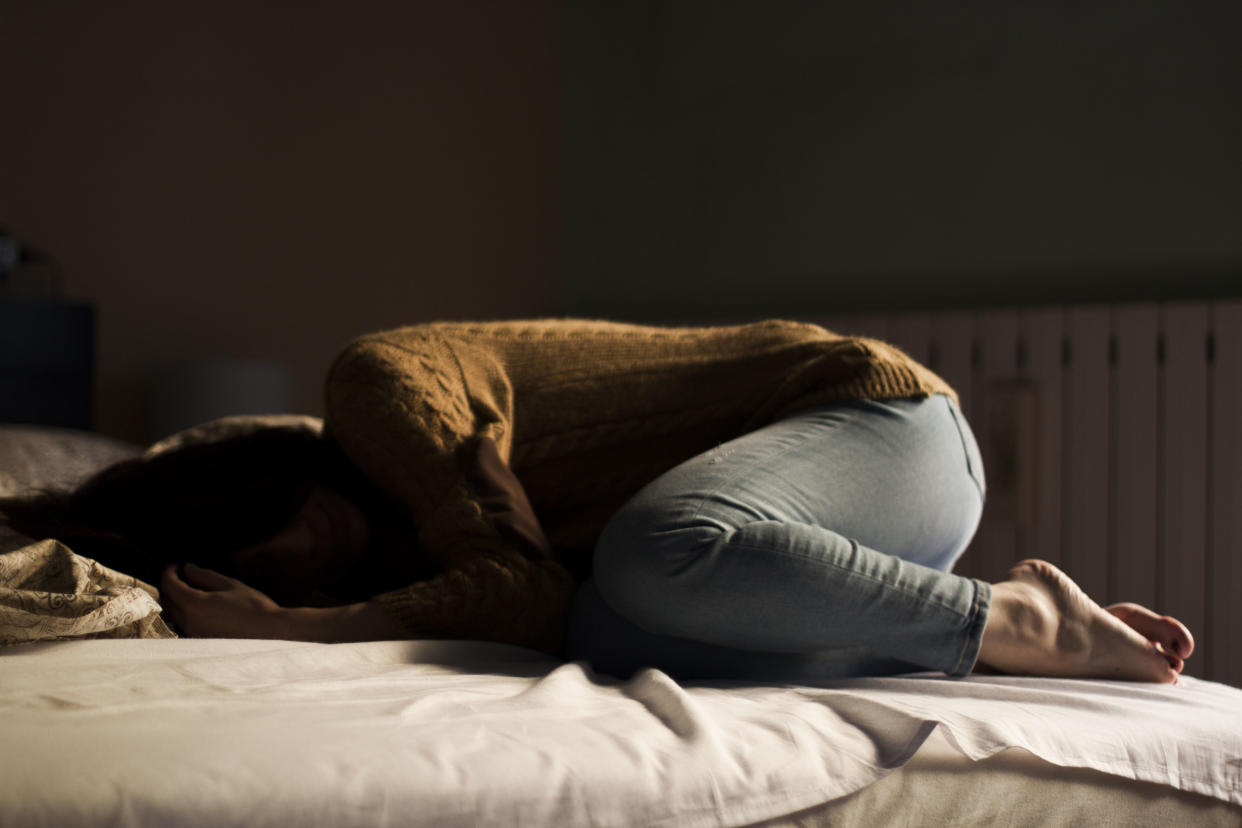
xmin=2 ymin=423 xmax=1240 ymax=827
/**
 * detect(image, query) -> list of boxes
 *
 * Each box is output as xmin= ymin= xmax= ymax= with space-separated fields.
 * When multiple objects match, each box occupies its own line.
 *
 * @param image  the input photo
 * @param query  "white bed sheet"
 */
xmin=1 ymin=638 xmax=1239 ymax=827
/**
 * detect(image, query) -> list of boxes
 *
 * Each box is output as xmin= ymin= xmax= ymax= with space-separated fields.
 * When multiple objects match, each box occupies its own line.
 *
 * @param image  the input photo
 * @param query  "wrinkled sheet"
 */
xmin=1 ymin=639 xmax=1238 ymax=827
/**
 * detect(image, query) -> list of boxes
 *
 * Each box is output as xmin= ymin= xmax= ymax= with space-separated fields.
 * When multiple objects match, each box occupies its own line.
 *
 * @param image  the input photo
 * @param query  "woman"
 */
xmin=2 ymin=319 xmax=1193 ymax=682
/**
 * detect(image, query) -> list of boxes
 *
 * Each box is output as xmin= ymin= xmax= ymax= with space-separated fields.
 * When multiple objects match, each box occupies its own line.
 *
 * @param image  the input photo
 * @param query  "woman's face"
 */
xmin=230 ymin=486 xmax=370 ymax=605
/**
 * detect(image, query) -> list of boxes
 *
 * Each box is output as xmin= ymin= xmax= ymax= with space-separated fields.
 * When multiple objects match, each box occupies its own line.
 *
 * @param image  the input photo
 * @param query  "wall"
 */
xmin=564 ymin=2 xmax=1242 ymax=320
xmin=0 ymin=1 xmax=562 ymax=440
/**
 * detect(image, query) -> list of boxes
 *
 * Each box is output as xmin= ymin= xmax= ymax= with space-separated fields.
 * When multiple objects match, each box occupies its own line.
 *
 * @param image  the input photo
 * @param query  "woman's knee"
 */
xmin=591 ymin=496 xmax=723 ymax=632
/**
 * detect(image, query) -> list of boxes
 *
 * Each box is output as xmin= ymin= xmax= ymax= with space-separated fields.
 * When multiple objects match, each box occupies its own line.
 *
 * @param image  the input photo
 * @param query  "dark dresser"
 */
xmin=0 ymin=298 xmax=94 ymax=429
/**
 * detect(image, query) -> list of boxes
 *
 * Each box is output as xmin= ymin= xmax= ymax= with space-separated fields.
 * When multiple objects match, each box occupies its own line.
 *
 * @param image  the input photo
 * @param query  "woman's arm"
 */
xmin=322 ymin=327 xmax=574 ymax=652
xmin=288 ymin=601 xmax=406 ymax=643
xmin=157 ymin=434 xmax=567 ymax=647
xmin=159 ymin=563 xmax=404 ymax=642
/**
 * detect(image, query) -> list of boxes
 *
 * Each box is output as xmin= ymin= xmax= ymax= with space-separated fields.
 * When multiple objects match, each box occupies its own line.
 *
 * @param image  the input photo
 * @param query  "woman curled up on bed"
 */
xmin=2 ymin=320 xmax=1194 ymax=683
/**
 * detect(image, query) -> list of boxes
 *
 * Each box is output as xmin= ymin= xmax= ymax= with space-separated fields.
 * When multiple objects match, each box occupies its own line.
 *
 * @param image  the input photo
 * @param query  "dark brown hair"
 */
xmin=0 ymin=427 xmax=375 ymax=587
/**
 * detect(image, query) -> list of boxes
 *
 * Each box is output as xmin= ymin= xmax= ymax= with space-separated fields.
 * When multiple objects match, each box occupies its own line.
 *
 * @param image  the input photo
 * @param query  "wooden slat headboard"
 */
xmin=813 ymin=301 xmax=1241 ymax=689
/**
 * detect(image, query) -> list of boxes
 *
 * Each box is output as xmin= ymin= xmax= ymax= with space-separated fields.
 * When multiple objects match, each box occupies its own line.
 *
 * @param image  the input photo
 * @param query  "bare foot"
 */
xmin=976 ymin=559 xmax=1194 ymax=683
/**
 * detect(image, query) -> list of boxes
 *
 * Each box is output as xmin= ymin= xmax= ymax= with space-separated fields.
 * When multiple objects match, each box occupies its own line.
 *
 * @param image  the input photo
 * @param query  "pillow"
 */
xmin=0 ymin=426 xmax=141 ymax=496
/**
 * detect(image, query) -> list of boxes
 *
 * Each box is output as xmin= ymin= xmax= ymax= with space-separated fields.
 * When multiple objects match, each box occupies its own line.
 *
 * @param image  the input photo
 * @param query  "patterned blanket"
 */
xmin=0 ymin=424 xmax=176 ymax=645
xmin=0 ymin=528 xmax=173 ymax=645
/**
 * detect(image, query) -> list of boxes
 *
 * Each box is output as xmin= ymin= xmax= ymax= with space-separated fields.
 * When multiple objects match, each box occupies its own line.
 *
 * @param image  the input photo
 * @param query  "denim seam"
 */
xmin=943 ymin=396 xmax=985 ymax=505
xmin=948 ymin=577 xmax=991 ymax=676
xmin=708 ymin=534 xmax=974 ymax=620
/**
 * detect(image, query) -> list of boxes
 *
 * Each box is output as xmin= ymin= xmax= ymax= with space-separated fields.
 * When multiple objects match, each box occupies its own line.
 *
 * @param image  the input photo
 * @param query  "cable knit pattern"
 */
xmin=323 ymin=319 xmax=956 ymax=653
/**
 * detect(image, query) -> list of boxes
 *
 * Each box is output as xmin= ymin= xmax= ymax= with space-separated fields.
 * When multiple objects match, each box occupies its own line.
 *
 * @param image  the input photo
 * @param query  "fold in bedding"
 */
xmin=0 ymin=533 xmax=174 ymax=645
xmin=1 ymin=639 xmax=1239 ymax=827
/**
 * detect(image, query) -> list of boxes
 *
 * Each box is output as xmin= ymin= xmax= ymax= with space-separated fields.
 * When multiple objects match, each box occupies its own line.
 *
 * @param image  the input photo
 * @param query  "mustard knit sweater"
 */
xmin=323 ymin=319 xmax=956 ymax=653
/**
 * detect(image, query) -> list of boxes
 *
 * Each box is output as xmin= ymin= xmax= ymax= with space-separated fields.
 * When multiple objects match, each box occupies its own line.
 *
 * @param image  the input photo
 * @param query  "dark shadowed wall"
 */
xmin=5 ymin=2 xmax=1239 ymax=439
xmin=564 ymin=2 xmax=1242 ymax=320
xmin=0 ymin=2 xmax=562 ymax=440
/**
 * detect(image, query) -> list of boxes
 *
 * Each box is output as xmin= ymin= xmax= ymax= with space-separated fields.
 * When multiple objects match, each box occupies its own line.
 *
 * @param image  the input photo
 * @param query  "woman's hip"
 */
xmin=595 ymin=393 xmax=986 ymax=574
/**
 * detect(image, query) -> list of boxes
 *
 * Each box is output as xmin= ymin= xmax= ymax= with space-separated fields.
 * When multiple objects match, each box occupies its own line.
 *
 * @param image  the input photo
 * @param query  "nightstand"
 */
xmin=0 ymin=298 xmax=94 ymax=429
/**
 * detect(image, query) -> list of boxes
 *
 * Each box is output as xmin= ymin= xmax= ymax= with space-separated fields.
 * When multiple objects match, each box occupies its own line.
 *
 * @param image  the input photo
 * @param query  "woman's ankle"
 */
xmin=975 ymin=577 xmax=1059 ymax=674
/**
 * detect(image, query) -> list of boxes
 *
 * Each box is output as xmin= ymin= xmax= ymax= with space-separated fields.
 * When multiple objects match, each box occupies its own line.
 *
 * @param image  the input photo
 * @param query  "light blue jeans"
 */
xmin=565 ymin=394 xmax=990 ymax=681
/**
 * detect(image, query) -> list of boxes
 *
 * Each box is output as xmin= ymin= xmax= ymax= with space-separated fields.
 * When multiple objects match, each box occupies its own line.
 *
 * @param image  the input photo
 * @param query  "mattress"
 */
xmin=1 ymin=638 xmax=1239 ymax=827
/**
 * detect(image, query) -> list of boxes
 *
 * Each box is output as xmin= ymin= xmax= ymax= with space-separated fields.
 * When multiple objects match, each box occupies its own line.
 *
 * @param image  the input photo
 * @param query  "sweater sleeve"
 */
xmin=323 ymin=328 xmax=574 ymax=653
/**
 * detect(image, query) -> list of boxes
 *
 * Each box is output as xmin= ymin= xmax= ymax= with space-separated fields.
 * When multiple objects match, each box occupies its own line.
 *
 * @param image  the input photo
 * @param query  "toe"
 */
xmin=1162 ymin=648 xmax=1184 ymax=674
xmin=1092 ymin=610 xmax=1181 ymax=683
xmin=1105 ymin=603 xmax=1195 ymax=660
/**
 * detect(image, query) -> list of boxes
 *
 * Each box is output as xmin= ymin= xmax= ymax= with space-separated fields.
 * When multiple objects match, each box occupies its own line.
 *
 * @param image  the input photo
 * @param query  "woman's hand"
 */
xmin=159 ymin=563 xmax=408 ymax=643
xmin=159 ymin=563 xmax=292 ymax=639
